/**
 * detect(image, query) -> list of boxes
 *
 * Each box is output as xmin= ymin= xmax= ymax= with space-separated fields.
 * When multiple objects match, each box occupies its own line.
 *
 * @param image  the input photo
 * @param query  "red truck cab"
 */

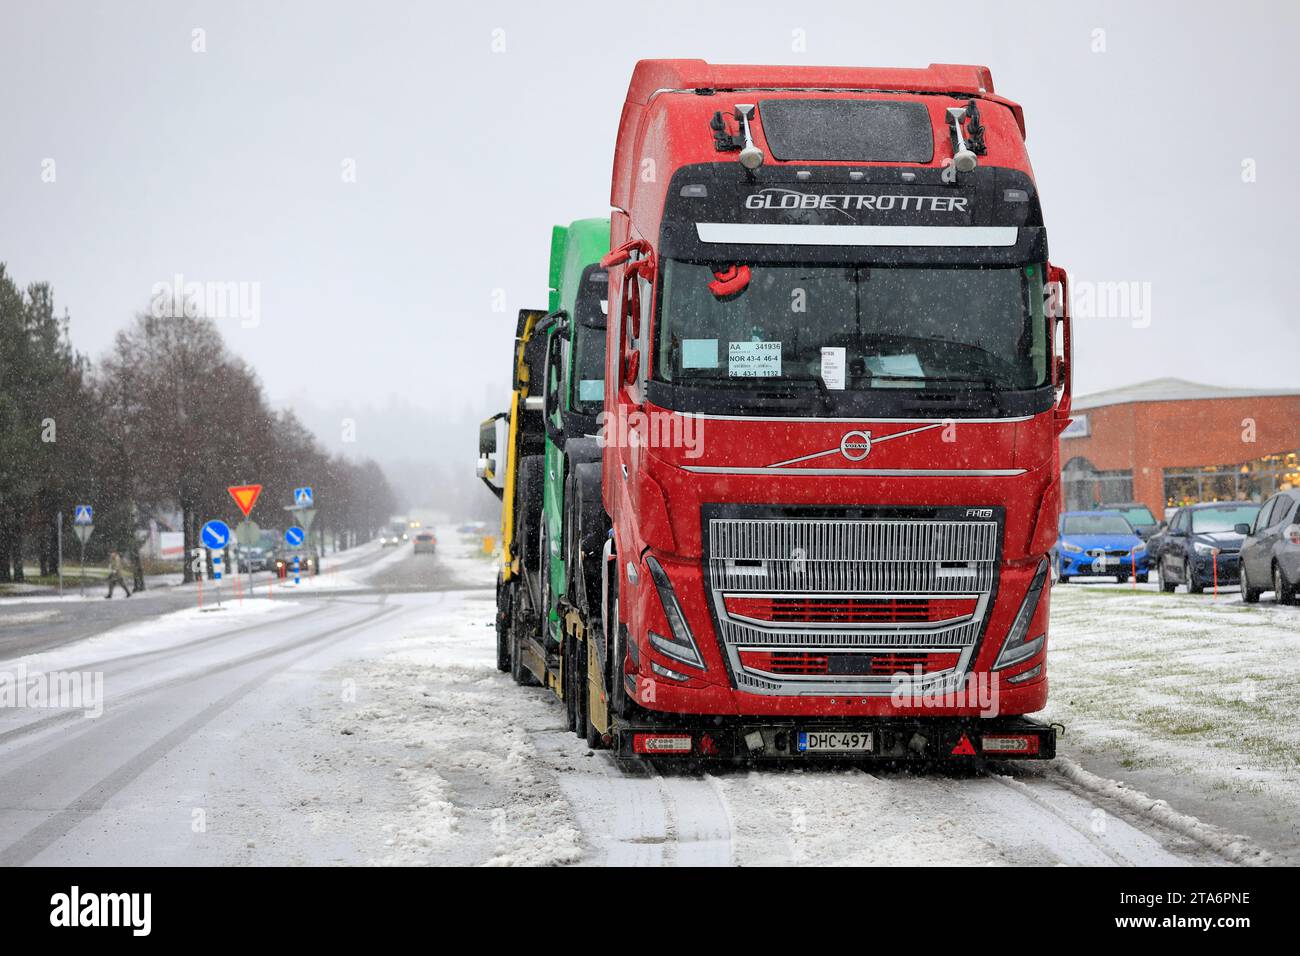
xmin=598 ymin=60 xmax=1071 ymax=760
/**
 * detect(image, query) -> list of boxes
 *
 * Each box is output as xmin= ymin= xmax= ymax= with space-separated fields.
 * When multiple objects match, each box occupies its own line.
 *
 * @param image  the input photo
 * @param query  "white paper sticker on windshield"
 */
xmin=820 ymin=347 xmax=846 ymax=390
xmin=866 ymin=353 xmax=924 ymax=379
xmin=578 ymin=379 xmax=603 ymax=401
xmin=682 ymin=339 xmax=718 ymax=369
xmin=728 ymin=340 xmax=782 ymax=377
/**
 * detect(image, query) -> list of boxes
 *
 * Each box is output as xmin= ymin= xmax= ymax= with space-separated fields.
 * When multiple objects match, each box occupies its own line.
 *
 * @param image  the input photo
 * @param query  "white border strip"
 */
xmin=695 ymin=222 xmax=1019 ymax=247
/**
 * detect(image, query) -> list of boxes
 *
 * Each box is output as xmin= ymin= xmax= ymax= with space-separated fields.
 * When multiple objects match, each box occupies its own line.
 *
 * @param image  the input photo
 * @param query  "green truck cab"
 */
xmin=539 ymin=219 xmax=610 ymax=649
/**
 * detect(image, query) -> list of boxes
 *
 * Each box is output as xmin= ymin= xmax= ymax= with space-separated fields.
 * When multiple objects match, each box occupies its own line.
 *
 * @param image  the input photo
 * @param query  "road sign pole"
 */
xmin=213 ymin=551 xmax=223 ymax=607
xmin=79 ymin=539 xmax=85 ymax=598
xmin=293 ymin=554 xmax=300 ymax=586
xmin=56 ymin=512 xmax=63 ymax=597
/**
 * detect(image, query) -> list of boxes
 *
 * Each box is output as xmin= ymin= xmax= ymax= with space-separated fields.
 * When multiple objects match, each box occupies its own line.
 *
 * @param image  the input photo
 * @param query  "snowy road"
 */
xmin=0 ymin=534 xmax=1273 ymax=866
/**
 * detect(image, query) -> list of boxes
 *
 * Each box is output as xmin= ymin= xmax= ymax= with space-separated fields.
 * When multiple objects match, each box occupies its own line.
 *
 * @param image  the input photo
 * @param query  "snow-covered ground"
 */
xmin=0 ymin=528 xmax=1286 ymax=867
xmin=1043 ymin=580 xmax=1300 ymax=860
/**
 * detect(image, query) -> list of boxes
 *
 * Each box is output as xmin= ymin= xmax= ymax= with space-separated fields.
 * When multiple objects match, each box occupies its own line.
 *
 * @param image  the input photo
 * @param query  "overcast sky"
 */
xmin=2 ymin=0 xmax=1297 ymax=480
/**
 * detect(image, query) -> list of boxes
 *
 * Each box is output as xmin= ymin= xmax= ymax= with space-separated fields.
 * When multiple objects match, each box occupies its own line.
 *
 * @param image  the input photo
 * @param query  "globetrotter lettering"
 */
xmin=744 ymin=190 xmax=969 ymax=213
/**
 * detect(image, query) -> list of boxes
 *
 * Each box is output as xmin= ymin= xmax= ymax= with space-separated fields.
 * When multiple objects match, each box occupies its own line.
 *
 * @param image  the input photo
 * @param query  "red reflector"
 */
xmin=698 ymin=734 xmax=719 ymax=757
xmin=950 ymin=734 xmax=976 ymax=756
xmin=980 ymin=734 xmax=1040 ymax=755
xmin=632 ymin=734 xmax=693 ymax=754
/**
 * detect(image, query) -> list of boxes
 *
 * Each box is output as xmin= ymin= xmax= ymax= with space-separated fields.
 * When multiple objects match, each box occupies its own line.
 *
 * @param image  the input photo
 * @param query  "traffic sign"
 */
xmin=227 ymin=484 xmax=262 ymax=517
xmin=73 ymin=504 xmax=93 ymax=525
xmin=73 ymin=524 xmax=94 ymax=545
xmin=235 ymin=521 xmax=261 ymax=548
xmin=201 ymin=519 xmax=231 ymax=549
xmin=293 ymin=487 xmax=314 ymax=508
xmin=285 ymin=526 xmax=305 ymax=548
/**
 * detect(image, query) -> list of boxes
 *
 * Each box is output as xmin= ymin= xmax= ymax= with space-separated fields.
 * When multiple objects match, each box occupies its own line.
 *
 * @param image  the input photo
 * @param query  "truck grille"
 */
xmin=706 ymin=515 xmax=999 ymax=696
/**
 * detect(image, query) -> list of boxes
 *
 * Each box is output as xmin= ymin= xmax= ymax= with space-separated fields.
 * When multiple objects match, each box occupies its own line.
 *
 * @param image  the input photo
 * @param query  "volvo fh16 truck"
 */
xmin=579 ymin=60 xmax=1072 ymax=760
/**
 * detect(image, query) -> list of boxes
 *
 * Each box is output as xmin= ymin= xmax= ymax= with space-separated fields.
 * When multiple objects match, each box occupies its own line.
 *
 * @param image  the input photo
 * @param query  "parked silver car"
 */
xmin=1237 ymin=489 xmax=1300 ymax=604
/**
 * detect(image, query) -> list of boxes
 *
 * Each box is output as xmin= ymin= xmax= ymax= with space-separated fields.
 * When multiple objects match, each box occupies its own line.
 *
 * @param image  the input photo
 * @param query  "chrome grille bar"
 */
xmin=706 ymin=516 xmax=1000 ymax=696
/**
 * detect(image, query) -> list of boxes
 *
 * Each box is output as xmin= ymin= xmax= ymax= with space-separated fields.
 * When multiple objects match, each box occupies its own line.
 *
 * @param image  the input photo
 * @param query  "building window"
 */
xmin=1063 ymin=457 xmax=1133 ymax=511
xmin=1163 ymin=450 xmax=1299 ymax=507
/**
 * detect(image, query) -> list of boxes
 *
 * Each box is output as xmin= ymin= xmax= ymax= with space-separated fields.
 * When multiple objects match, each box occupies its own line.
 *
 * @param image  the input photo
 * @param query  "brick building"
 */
xmin=1061 ymin=378 xmax=1300 ymax=517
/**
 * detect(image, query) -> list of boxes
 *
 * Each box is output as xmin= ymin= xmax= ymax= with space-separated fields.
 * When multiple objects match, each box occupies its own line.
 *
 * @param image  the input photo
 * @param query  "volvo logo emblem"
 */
xmin=765 ymin=421 xmax=946 ymax=470
xmin=839 ymin=430 xmax=873 ymax=461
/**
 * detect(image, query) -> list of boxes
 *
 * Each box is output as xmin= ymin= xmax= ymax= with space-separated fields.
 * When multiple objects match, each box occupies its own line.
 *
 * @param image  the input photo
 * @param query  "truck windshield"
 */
xmin=655 ymin=260 xmax=1048 ymax=392
xmin=570 ymin=267 xmax=608 ymax=415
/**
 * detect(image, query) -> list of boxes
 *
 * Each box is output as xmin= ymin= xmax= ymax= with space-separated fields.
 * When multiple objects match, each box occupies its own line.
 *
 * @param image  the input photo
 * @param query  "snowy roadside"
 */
xmin=311 ymin=590 xmax=585 ymax=866
xmin=1043 ymin=583 xmax=1300 ymax=861
xmin=273 ymin=527 xmax=580 ymax=865
xmin=432 ymin=526 xmax=498 ymax=589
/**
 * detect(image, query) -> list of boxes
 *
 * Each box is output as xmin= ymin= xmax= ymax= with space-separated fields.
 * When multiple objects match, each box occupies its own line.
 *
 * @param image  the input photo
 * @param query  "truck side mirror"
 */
xmin=477 ymin=413 xmax=508 ymax=499
xmin=623 ymin=349 xmax=641 ymax=387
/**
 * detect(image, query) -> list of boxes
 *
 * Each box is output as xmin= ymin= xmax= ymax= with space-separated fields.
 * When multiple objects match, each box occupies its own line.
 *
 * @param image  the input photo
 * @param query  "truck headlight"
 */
xmin=994 ymin=558 xmax=1048 ymax=671
xmin=644 ymin=556 xmax=705 ymax=670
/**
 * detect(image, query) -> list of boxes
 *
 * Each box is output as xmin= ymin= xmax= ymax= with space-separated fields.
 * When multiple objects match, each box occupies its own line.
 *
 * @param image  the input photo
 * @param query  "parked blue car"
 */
xmin=1052 ymin=510 xmax=1148 ymax=584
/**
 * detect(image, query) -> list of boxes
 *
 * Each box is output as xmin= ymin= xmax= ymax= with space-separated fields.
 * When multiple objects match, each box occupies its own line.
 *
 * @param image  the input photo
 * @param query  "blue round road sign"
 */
xmin=285 ymin=526 xmax=305 ymax=547
xmin=200 ymin=519 xmax=231 ymax=549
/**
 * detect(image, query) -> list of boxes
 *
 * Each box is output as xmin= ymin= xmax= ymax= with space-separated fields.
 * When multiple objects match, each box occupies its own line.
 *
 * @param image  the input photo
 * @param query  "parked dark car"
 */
xmin=1101 ymin=502 xmax=1160 ymax=539
xmin=1154 ymin=502 xmax=1261 ymax=594
xmin=1237 ymin=489 xmax=1300 ymax=604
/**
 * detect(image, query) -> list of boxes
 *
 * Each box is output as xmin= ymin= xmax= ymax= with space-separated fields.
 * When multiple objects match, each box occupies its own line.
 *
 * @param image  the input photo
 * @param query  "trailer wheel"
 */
xmin=608 ymin=573 xmax=632 ymax=719
xmin=510 ymin=585 xmax=539 ymax=687
xmin=563 ymin=632 xmax=579 ymax=732
xmin=584 ymin=638 xmax=606 ymax=749
xmin=538 ymin=519 xmax=555 ymax=646
xmin=495 ymin=576 xmax=511 ymax=672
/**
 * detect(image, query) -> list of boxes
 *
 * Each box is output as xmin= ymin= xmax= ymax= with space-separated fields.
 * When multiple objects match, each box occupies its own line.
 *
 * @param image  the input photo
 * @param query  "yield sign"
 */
xmin=227 ymin=484 xmax=262 ymax=517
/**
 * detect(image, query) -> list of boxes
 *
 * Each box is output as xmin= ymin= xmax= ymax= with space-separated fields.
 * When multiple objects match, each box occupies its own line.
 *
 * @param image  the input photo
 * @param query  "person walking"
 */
xmin=105 ymin=549 xmax=132 ymax=598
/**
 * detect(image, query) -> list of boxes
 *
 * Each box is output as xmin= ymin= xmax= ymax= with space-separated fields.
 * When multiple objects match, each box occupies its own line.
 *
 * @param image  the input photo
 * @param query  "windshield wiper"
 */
xmin=757 ymin=374 xmax=833 ymax=414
